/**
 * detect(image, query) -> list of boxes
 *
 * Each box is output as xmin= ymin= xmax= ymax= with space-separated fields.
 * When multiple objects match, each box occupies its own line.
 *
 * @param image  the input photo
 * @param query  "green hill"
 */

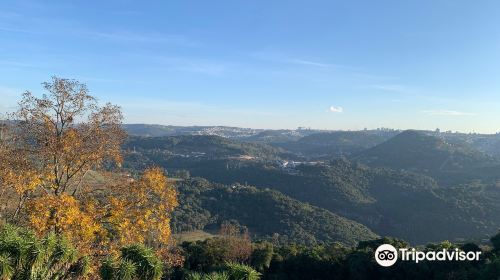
xmin=146 ymin=157 xmax=500 ymax=244
xmin=171 ymin=178 xmax=378 ymax=246
xmin=124 ymin=135 xmax=285 ymax=160
xmin=243 ymin=129 xmax=318 ymax=143
xmin=354 ymin=130 xmax=496 ymax=172
xmin=276 ymin=131 xmax=396 ymax=159
xmin=122 ymin=124 xmax=183 ymax=137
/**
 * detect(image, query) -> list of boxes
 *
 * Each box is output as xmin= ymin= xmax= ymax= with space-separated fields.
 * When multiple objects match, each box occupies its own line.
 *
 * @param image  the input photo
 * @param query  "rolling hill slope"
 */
xmin=354 ymin=130 xmax=496 ymax=172
xmin=124 ymin=135 xmax=287 ymax=160
xmin=171 ymin=178 xmax=378 ymax=246
xmin=128 ymin=155 xmax=500 ymax=244
xmin=123 ymin=130 xmax=500 ymax=245
xmin=275 ymin=131 xmax=397 ymax=159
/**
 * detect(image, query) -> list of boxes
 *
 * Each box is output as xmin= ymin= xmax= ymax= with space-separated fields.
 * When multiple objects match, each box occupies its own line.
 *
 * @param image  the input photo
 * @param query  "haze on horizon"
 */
xmin=1 ymin=0 xmax=500 ymax=133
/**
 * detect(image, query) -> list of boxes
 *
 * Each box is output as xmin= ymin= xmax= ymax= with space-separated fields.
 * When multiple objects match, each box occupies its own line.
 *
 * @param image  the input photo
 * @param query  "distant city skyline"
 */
xmin=1 ymin=1 xmax=500 ymax=133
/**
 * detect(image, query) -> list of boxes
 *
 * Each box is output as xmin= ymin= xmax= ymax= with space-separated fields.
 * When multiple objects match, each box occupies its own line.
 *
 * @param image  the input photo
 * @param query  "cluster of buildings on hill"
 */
xmin=275 ymin=160 xmax=324 ymax=173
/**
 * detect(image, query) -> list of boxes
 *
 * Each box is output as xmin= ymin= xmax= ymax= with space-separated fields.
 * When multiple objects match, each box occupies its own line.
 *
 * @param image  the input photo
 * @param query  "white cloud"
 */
xmin=421 ymin=110 xmax=476 ymax=116
xmin=329 ymin=106 xmax=344 ymax=113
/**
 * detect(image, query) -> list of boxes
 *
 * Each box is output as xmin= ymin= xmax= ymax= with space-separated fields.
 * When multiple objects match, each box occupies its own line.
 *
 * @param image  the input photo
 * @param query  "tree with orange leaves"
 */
xmin=0 ymin=77 xmax=178 ymax=259
xmin=103 ymin=167 xmax=178 ymax=249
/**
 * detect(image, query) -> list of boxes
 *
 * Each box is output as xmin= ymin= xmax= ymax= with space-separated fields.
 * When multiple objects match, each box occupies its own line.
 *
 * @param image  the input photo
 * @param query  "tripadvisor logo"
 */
xmin=374 ymin=244 xmax=482 ymax=267
xmin=375 ymin=244 xmax=398 ymax=267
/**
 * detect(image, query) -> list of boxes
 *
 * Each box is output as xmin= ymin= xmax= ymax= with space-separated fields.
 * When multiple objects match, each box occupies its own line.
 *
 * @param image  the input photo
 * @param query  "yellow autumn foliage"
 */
xmin=21 ymin=167 xmax=178 ymax=255
xmin=26 ymin=193 xmax=103 ymax=253
xmin=104 ymin=167 xmax=178 ymax=247
xmin=0 ymin=78 xmax=179 ymax=263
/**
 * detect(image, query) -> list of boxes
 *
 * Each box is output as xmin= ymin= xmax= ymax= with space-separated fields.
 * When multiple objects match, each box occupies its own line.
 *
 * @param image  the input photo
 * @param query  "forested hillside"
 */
xmin=124 ymin=133 xmax=500 ymax=244
xmin=275 ymin=130 xmax=397 ymax=159
xmin=355 ymin=130 xmax=497 ymax=172
xmin=171 ymin=178 xmax=378 ymax=246
xmin=124 ymin=135 xmax=288 ymax=160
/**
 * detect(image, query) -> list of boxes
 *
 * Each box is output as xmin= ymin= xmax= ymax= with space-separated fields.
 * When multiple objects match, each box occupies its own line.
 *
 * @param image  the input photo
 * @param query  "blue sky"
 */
xmin=1 ymin=0 xmax=500 ymax=133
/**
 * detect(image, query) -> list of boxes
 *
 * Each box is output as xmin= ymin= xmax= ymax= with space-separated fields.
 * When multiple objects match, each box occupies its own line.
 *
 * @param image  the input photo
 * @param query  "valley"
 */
xmin=122 ymin=125 xmax=500 ymax=246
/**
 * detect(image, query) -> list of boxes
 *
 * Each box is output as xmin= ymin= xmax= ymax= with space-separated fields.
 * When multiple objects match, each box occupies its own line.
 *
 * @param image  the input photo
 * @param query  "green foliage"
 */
xmin=124 ymin=135 xmax=284 ymax=161
xmin=181 ymin=233 xmax=251 ymax=273
xmin=185 ymin=271 xmax=230 ymax=280
xmin=224 ymin=262 xmax=261 ymax=280
xmin=250 ymin=242 xmax=273 ymax=272
xmin=262 ymin=239 xmax=488 ymax=280
xmin=277 ymin=130 xmax=394 ymax=159
xmin=357 ymin=237 xmax=409 ymax=251
xmin=183 ymin=263 xmax=260 ymax=280
xmin=355 ymin=130 xmax=497 ymax=174
xmin=0 ymin=224 xmax=89 ymax=280
xmin=100 ymin=244 xmax=163 ymax=280
xmin=480 ymin=258 xmax=500 ymax=280
xmin=163 ymin=158 xmax=500 ymax=244
xmin=172 ymin=178 xmax=377 ymax=246
xmin=490 ymin=231 xmax=500 ymax=253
